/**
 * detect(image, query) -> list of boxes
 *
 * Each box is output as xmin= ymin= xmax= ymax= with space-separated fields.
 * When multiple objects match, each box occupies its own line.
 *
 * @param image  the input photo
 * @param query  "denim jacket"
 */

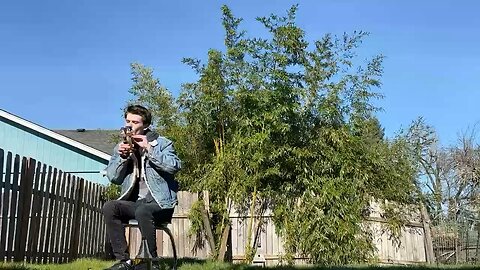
xmin=105 ymin=133 xmax=181 ymax=209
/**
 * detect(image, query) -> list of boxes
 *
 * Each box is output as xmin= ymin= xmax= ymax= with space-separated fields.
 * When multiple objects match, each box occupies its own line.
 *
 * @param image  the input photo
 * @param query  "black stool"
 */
xmin=126 ymin=219 xmax=178 ymax=270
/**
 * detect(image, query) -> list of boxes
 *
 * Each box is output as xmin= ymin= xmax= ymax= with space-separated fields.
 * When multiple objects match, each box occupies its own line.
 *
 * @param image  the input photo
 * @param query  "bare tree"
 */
xmin=406 ymin=117 xmax=452 ymax=223
xmin=406 ymin=119 xmax=480 ymax=223
xmin=446 ymin=126 xmax=480 ymax=220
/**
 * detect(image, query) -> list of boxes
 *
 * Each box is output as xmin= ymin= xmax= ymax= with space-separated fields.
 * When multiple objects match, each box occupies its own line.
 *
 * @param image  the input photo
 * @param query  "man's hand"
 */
xmin=118 ymin=143 xmax=133 ymax=158
xmin=132 ymin=135 xmax=151 ymax=151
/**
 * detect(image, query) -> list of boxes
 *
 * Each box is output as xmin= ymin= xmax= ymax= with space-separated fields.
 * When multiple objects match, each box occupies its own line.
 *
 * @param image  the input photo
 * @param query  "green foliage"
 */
xmin=380 ymin=202 xmax=410 ymax=247
xmin=108 ymin=132 xmax=122 ymax=146
xmin=188 ymin=199 xmax=209 ymax=253
xmin=129 ymin=63 xmax=178 ymax=133
xmin=127 ymin=4 xmax=417 ymax=265
xmin=101 ymin=183 xmax=121 ymax=201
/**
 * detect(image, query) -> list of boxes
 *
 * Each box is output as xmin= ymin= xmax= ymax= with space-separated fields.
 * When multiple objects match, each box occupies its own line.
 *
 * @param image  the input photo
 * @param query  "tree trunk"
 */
xmin=245 ymin=187 xmax=257 ymax=263
xmin=199 ymin=201 xmax=216 ymax=257
xmin=420 ymin=203 xmax=435 ymax=263
xmin=217 ymin=223 xmax=231 ymax=261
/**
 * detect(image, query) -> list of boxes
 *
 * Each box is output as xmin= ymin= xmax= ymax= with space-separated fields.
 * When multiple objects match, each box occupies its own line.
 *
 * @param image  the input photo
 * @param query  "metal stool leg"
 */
xmin=160 ymin=226 xmax=177 ymax=270
xmin=128 ymin=219 xmax=177 ymax=269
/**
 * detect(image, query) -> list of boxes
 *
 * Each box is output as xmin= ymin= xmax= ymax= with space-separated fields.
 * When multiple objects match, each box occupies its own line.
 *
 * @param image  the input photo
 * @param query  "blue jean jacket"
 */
xmin=105 ymin=135 xmax=182 ymax=209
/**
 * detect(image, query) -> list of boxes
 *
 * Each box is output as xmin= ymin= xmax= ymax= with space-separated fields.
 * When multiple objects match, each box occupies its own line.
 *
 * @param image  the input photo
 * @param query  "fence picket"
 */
xmin=0 ymin=150 xmax=10 ymax=261
xmin=61 ymin=174 xmax=74 ymax=262
xmin=38 ymin=166 xmax=52 ymax=262
xmin=55 ymin=171 xmax=67 ymax=263
xmin=13 ymin=156 xmax=27 ymax=261
xmin=28 ymin=163 xmax=47 ymax=263
xmin=26 ymin=161 xmax=42 ymax=262
xmin=14 ymin=157 xmax=35 ymax=261
xmin=92 ymin=185 xmax=102 ymax=257
xmin=50 ymin=170 xmax=62 ymax=262
xmin=44 ymin=168 xmax=57 ymax=263
xmin=70 ymin=177 xmax=84 ymax=260
xmin=7 ymin=154 xmax=21 ymax=261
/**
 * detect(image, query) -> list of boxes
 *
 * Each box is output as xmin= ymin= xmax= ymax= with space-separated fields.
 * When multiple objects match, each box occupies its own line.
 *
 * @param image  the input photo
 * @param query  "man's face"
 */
xmin=125 ymin=113 xmax=147 ymax=135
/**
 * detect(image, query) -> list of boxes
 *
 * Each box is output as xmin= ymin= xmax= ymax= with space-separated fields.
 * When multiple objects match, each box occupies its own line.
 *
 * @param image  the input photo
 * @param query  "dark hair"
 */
xmin=124 ymin=105 xmax=152 ymax=126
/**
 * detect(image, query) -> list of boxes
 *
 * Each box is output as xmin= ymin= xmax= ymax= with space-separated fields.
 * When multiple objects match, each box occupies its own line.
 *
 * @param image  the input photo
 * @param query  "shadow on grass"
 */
xmin=153 ymin=257 xmax=480 ymax=270
xmin=159 ymin=258 xmax=480 ymax=270
xmin=0 ymin=265 xmax=29 ymax=270
xmin=1 ymin=258 xmax=480 ymax=270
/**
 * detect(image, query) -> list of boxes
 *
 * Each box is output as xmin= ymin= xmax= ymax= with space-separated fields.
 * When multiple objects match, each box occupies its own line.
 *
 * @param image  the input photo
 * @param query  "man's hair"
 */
xmin=124 ymin=105 xmax=152 ymax=126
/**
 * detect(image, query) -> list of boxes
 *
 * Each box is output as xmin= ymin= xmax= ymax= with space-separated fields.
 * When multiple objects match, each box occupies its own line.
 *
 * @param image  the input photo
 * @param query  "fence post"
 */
xmin=69 ymin=177 xmax=85 ymax=260
xmin=465 ymin=225 xmax=469 ymax=262
xmin=14 ymin=157 xmax=36 ymax=262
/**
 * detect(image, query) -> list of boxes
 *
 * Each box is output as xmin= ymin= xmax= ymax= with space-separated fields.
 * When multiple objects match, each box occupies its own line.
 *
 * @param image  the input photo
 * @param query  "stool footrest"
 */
xmin=126 ymin=219 xmax=177 ymax=270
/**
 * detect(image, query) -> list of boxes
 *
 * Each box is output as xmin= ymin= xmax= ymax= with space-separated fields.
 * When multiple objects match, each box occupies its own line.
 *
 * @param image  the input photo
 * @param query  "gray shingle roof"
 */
xmin=53 ymin=129 xmax=120 ymax=155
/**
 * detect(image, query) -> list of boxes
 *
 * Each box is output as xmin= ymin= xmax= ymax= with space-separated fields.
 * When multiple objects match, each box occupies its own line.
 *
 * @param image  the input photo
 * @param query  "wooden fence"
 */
xmin=229 ymin=200 xmax=430 ymax=266
xmin=0 ymin=146 xmax=437 ymax=265
xmin=366 ymin=201 xmax=429 ymax=264
xmin=230 ymin=207 xmax=294 ymax=265
xmin=0 ymin=148 xmax=107 ymax=263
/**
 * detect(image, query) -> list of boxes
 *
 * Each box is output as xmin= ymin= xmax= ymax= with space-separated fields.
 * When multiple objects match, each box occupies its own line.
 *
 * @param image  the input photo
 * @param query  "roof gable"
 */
xmin=54 ymin=129 xmax=118 ymax=155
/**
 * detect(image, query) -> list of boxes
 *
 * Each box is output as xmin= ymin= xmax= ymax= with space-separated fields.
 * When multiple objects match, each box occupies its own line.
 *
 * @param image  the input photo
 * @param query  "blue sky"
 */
xmin=1 ymin=0 xmax=479 ymax=146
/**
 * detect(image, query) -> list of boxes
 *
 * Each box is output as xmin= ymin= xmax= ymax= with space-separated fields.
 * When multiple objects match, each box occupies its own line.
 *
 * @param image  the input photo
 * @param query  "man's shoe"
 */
xmin=133 ymin=261 xmax=159 ymax=270
xmin=104 ymin=261 xmax=134 ymax=270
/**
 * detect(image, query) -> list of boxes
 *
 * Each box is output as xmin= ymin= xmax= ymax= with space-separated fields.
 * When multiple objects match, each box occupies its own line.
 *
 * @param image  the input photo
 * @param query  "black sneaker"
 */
xmin=134 ymin=261 xmax=159 ymax=270
xmin=104 ymin=261 xmax=134 ymax=270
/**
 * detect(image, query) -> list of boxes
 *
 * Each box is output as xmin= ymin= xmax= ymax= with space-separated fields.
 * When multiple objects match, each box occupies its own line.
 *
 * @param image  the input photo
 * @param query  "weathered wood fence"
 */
xmin=0 ymin=148 xmax=107 ymax=263
xmin=0 ymin=147 xmax=436 ymax=265
xmin=229 ymin=200 xmax=431 ymax=266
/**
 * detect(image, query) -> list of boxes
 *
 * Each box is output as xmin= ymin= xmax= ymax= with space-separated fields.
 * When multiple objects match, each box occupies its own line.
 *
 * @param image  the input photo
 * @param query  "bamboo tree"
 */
xmin=128 ymin=4 xmax=418 ymax=265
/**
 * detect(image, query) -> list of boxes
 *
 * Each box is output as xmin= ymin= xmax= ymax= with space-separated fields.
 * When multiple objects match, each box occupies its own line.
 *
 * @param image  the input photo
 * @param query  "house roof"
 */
xmin=0 ymin=109 xmax=112 ymax=161
xmin=54 ymin=129 xmax=118 ymax=155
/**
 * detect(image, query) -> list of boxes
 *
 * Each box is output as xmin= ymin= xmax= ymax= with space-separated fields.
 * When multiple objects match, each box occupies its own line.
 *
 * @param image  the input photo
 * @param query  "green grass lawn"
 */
xmin=1 ymin=259 xmax=479 ymax=270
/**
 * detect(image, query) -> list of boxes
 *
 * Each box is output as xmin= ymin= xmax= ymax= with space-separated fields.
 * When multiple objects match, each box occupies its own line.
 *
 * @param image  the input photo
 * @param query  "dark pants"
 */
xmin=102 ymin=199 xmax=172 ymax=260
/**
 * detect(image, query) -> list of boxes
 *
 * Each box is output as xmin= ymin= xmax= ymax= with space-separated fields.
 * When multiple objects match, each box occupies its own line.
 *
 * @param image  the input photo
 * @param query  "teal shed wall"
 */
xmin=0 ymin=116 xmax=109 ymax=185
